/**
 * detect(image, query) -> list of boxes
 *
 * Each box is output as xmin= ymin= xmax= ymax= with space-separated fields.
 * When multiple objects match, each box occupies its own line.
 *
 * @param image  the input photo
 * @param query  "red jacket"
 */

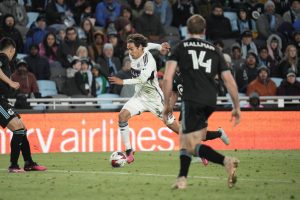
xmin=11 ymin=72 xmax=39 ymax=95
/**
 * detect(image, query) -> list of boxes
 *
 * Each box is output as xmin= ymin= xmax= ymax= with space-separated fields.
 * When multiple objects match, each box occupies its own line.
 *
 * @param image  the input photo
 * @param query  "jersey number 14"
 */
xmin=188 ymin=50 xmax=212 ymax=73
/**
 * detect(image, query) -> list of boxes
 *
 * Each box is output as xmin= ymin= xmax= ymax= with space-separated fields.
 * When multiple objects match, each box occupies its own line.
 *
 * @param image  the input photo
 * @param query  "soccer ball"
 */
xmin=110 ymin=151 xmax=127 ymax=168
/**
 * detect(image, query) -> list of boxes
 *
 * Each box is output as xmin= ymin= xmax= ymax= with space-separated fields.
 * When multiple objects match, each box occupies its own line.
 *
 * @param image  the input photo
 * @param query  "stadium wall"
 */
xmin=0 ymin=111 xmax=299 ymax=154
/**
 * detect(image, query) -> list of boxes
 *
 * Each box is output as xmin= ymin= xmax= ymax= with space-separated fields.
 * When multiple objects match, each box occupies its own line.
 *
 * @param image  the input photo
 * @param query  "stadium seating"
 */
xmin=223 ymin=11 xmax=238 ymax=32
xmin=97 ymin=93 xmax=121 ymax=110
xmin=26 ymin=12 xmax=39 ymax=28
xmin=271 ymin=77 xmax=283 ymax=87
xmin=37 ymin=80 xmax=58 ymax=97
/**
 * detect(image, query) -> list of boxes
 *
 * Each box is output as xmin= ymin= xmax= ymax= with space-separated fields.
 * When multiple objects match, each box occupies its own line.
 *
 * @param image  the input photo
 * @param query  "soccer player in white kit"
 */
xmin=109 ymin=34 xmax=179 ymax=164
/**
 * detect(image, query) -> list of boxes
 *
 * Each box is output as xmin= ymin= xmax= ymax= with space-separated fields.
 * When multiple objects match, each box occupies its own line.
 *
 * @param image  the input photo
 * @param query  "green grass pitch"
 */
xmin=0 ymin=150 xmax=299 ymax=200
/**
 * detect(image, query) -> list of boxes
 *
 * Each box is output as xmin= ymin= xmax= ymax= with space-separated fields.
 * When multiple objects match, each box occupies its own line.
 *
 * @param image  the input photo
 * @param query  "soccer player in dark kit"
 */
xmin=163 ymin=15 xmax=241 ymax=189
xmin=0 ymin=37 xmax=46 ymax=173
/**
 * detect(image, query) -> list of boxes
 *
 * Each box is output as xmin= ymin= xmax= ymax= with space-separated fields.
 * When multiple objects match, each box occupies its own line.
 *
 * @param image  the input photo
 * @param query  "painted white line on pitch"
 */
xmin=0 ymin=169 xmax=298 ymax=184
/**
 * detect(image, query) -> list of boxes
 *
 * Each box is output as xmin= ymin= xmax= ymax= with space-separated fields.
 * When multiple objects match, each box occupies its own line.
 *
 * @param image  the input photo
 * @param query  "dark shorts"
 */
xmin=181 ymin=101 xmax=215 ymax=134
xmin=0 ymin=98 xmax=19 ymax=128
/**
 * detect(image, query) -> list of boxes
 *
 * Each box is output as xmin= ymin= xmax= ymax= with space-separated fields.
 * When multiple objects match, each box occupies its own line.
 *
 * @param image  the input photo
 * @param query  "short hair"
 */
xmin=187 ymin=14 xmax=206 ymax=35
xmin=127 ymin=33 xmax=148 ymax=48
xmin=66 ymin=26 xmax=77 ymax=34
xmin=0 ymin=37 xmax=16 ymax=51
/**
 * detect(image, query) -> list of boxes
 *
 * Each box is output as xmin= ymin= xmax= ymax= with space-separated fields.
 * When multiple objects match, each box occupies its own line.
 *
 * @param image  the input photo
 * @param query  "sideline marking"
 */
xmin=0 ymin=169 xmax=297 ymax=184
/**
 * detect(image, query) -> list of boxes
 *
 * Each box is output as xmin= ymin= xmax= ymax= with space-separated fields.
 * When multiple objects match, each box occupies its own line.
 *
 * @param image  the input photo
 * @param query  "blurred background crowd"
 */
xmin=0 ymin=0 xmax=300 ymax=108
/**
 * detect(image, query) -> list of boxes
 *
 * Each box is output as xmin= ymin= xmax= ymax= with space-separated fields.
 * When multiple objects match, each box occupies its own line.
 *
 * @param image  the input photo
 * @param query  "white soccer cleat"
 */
xmin=218 ymin=128 xmax=230 ymax=145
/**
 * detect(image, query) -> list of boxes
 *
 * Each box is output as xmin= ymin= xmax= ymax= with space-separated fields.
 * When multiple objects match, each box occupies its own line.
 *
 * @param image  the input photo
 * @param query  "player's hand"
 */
xmin=160 ymin=42 xmax=170 ymax=55
xmin=108 ymin=76 xmax=123 ymax=85
xmin=9 ymin=81 xmax=20 ymax=90
xmin=162 ymin=105 xmax=172 ymax=124
xmin=230 ymin=108 xmax=241 ymax=127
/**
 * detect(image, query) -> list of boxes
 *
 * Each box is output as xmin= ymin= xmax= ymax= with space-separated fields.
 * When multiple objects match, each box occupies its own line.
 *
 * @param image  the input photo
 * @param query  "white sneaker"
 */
xmin=172 ymin=176 xmax=187 ymax=189
xmin=218 ymin=128 xmax=230 ymax=145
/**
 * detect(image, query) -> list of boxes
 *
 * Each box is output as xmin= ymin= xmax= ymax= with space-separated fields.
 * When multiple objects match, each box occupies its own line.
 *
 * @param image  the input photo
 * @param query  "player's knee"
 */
xmin=119 ymin=110 xmax=130 ymax=122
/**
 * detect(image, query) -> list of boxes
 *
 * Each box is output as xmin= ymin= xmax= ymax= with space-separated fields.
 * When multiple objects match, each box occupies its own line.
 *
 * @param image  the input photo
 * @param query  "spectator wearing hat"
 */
xmin=205 ymin=3 xmax=234 ymax=41
xmin=240 ymin=30 xmax=258 ymax=59
xmin=235 ymin=51 xmax=260 ymax=93
xmin=283 ymin=0 xmax=300 ymax=24
xmin=277 ymin=68 xmax=300 ymax=96
xmin=256 ymin=1 xmax=284 ymax=40
xmin=88 ymin=31 xmax=105 ymax=62
xmin=11 ymin=60 xmax=40 ymax=97
xmin=25 ymin=15 xmax=48 ymax=53
xmin=266 ymin=34 xmax=283 ymax=66
xmin=97 ymin=43 xmax=121 ymax=78
xmin=278 ymin=44 xmax=300 ymax=78
xmin=246 ymin=64 xmax=277 ymax=96
xmin=135 ymin=1 xmax=165 ymax=43
xmin=95 ymin=0 xmax=121 ymax=28
xmin=0 ymin=14 xmax=24 ymax=53
xmin=24 ymin=44 xmax=50 ymax=80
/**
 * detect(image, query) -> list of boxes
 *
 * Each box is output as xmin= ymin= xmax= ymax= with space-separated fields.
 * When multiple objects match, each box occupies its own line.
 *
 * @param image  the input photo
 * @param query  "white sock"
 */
xmin=119 ymin=122 xmax=131 ymax=150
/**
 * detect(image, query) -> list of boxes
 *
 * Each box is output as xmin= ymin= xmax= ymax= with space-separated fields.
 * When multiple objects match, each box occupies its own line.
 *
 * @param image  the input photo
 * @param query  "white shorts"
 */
xmin=122 ymin=96 xmax=175 ymax=125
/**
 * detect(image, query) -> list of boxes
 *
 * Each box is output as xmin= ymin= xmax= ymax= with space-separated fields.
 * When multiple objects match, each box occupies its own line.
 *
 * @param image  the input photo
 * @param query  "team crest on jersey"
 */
xmin=7 ymin=109 xmax=14 ymax=115
xmin=131 ymin=68 xmax=141 ymax=77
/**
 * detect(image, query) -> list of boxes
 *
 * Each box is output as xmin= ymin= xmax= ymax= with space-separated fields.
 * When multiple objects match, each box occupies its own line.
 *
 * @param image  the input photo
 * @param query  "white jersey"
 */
xmin=123 ymin=44 xmax=163 ymax=102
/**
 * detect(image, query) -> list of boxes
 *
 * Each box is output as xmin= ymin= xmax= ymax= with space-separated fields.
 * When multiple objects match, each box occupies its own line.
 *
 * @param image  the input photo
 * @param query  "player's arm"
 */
xmin=162 ymin=60 xmax=177 ymax=122
xmin=0 ymin=68 xmax=20 ymax=90
xmin=169 ymin=91 xmax=178 ymax=110
xmin=221 ymin=70 xmax=241 ymax=126
xmin=109 ymin=60 xmax=155 ymax=85
xmin=146 ymin=42 xmax=170 ymax=55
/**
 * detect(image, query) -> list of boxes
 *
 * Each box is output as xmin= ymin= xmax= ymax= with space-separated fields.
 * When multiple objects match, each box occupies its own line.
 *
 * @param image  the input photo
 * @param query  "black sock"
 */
xmin=125 ymin=149 xmax=132 ymax=156
xmin=10 ymin=130 xmax=25 ymax=167
xmin=21 ymin=132 xmax=33 ymax=164
xmin=178 ymin=149 xmax=192 ymax=177
xmin=205 ymin=130 xmax=221 ymax=141
xmin=195 ymin=144 xmax=225 ymax=165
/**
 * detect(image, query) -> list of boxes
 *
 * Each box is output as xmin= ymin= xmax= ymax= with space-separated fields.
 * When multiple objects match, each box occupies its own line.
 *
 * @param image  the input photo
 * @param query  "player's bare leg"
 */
xmin=118 ymin=109 xmax=135 ymax=163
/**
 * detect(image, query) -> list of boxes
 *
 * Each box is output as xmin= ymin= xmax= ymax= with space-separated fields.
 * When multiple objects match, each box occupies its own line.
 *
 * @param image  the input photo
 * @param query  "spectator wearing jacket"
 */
xmin=0 ymin=14 xmax=24 ymax=53
xmin=25 ymin=15 xmax=48 ymax=53
xmin=277 ymin=68 xmax=300 ymax=95
xmin=24 ymin=44 xmax=50 ymax=80
xmin=11 ymin=59 xmax=39 ymax=97
xmin=246 ymin=65 xmax=277 ymax=96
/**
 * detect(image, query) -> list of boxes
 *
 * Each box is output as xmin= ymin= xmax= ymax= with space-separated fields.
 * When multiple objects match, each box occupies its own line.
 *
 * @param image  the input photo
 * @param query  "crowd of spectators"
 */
xmin=0 ymin=0 xmax=300 ymax=108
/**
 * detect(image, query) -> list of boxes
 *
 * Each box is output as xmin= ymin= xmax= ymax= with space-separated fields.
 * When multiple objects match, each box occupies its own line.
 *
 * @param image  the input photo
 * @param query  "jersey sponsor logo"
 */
xmin=177 ymin=84 xmax=183 ymax=96
xmin=131 ymin=68 xmax=141 ymax=78
xmin=7 ymin=108 xmax=14 ymax=116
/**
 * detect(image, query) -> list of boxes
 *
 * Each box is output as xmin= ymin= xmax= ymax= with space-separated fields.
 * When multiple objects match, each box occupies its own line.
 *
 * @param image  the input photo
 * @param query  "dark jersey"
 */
xmin=0 ymin=53 xmax=12 ymax=98
xmin=172 ymin=72 xmax=183 ymax=96
xmin=168 ymin=38 xmax=229 ymax=106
